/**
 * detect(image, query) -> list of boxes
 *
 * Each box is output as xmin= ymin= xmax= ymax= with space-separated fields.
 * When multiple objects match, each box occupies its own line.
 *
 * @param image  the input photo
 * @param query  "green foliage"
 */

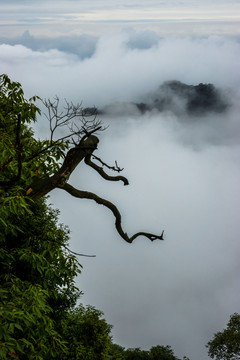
xmin=124 ymin=347 xmax=149 ymax=360
xmin=0 ymin=198 xmax=82 ymax=359
xmin=0 ymin=74 xmax=40 ymax=125
xmin=60 ymin=304 xmax=113 ymax=360
xmin=0 ymin=74 xmax=81 ymax=358
xmin=149 ymin=345 xmax=181 ymax=360
xmin=107 ymin=343 xmax=126 ymax=360
xmin=0 ymin=278 xmax=66 ymax=359
xmin=107 ymin=344 xmax=187 ymax=360
xmin=206 ymin=313 xmax=240 ymax=360
xmin=0 ymin=74 xmax=69 ymax=225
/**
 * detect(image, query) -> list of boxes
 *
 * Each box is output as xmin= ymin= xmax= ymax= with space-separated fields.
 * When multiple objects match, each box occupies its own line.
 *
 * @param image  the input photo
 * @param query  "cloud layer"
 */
xmin=1 ymin=30 xmax=239 ymax=103
xmin=0 ymin=29 xmax=240 ymax=360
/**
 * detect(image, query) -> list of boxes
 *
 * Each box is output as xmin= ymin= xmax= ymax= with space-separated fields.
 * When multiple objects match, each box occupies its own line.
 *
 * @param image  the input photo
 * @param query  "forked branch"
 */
xmin=84 ymin=154 xmax=129 ymax=186
xmin=42 ymin=97 xmax=103 ymax=144
xmin=57 ymin=183 xmax=164 ymax=243
xmin=92 ymin=154 xmax=124 ymax=173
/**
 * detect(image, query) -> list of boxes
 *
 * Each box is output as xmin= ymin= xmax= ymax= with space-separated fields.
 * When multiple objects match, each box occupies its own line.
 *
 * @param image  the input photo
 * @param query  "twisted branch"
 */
xmin=91 ymin=154 xmax=124 ymax=173
xmin=84 ymin=154 xmax=129 ymax=186
xmin=57 ymin=183 xmax=164 ymax=244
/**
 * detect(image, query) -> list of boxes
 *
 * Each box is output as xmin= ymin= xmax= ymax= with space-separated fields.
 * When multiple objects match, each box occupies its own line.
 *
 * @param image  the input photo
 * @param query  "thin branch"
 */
xmin=25 ymin=126 xmax=103 ymax=165
xmin=57 ymin=183 xmax=164 ymax=244
xmin=79 ymin=126 xmax=103 ymax=144
xmin=92 ymin=154 xmax=124 ymax=173
xmin=61 ymin=244 xmax=96 ymax=257
xmin=25 ymin=143 xmax=59 ymax=163
xmin=0 ymin=157 xmax=13 ymax=172
xmin=84 ymin=154 xmax=129 ymax=186
xmin=42 ymin=97 xmax=104 ymax=146
xmin=43 ymin=234 xmax=96 ymax=257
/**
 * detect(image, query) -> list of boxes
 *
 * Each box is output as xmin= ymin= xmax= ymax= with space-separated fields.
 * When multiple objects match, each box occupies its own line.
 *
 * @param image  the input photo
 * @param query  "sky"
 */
xmin=1 ymin=1 xmax=240 ymax=359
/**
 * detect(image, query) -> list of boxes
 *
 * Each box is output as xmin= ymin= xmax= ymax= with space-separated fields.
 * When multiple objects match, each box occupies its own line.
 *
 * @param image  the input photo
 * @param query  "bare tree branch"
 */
xmin=57 ymin=182 xmax=164 ymax=244
xmin=27 ymin=135 xmax=100 ymax=200
xmin=25 ymin=125 xmax=102 ymax=164
xmin=92 ymin=154 xmax=124 ymax=173
xmin=41 ymin=97 xmax=103 ymax=145
xmin=60 ymin=243 xmax=96 ymax=257
xmin=84 ymin=154 xmax=129 ymax=186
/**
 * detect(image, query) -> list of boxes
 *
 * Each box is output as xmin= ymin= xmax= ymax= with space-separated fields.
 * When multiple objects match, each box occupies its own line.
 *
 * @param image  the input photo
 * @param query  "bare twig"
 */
xmin=85 ymin=154 xmax=129 ymax=185
xmin=42 ymin=97 xmax=104 ymax=146
xmin=92 ymin=155 xmax=124 ymax=173
xmin=61 ymin=244 xmax=96 ymax=257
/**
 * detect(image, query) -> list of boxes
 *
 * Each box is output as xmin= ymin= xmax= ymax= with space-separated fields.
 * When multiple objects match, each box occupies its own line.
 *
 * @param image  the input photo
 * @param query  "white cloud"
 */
xmin=1 ymin=32 xmax=239 ymax=105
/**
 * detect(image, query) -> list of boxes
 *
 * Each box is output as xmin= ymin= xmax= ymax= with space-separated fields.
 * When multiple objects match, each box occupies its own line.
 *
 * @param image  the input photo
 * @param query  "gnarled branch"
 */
xmin=84 ymin=154 xmax=129 ymax=186
xmin=27 ymin=134 xmax=100 ymax=200
xmin=57 ymin=182 xmax=164 ymax=244
xmin=91 ymin=154 xmax=124 ymax=173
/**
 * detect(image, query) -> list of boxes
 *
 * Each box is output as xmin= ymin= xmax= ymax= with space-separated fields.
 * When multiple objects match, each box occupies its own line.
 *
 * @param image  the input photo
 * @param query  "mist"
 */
xmin=1 ymin=30 xmax=239 ymax=104
xmin=1 ymin=28 xmax=240 ymax=360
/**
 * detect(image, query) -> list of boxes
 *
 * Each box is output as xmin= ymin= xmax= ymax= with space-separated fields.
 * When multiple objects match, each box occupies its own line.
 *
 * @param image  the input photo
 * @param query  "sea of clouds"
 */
xmin=0 ymin=29 xmax=240 ymax=360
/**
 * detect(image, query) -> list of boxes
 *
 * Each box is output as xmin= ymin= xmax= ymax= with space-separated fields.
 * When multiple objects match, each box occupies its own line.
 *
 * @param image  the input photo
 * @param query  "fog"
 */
xmin=0 ymin=28 xmax=240 ymax=360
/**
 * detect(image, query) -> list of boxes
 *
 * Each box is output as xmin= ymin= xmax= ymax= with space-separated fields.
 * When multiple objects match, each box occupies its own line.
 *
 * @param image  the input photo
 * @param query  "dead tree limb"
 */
xmin=25 ymin=132 xmax=164 ymax=243
xmin=57 ymin=182 xmax=164 ymax=243
xmin=91 ymin=154 xmax=124 ymax=172
xmin=27 ymin=134 xmax=99 ymax=200
xmin=84 ymin=154 xmax=129 ymax=186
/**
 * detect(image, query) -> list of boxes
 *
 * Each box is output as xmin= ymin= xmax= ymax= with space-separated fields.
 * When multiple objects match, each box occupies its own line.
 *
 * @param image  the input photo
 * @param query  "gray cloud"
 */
xmin=0 ymin=28 xmax=161 ymax=58
xmin=125 ymin=28 xmax=160 ymax=49
xmin=0 ymin=29 xmax=239 ymax=360
xmin=0 ymin=30 xmax=98 ymax=59
xmin=96 ymin=79 xmax=239 ymax=149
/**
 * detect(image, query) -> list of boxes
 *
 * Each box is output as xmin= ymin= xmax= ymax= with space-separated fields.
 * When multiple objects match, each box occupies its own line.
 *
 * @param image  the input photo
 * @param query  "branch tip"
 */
xmin=58 ymin=183 xmax=164 ymax=245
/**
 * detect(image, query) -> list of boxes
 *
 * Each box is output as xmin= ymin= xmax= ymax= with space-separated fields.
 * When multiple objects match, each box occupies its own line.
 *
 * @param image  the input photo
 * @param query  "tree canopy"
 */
xmin=106 ymin=344 xmax=189 ymax=360
xmin=206 ymin=313 xmax=240 ymax=360
xmin=60 ymin=304 xmax=113 ymax=360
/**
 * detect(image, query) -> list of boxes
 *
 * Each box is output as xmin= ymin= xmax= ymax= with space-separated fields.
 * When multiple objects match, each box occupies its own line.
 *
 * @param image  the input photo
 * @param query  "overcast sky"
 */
xmin=1 ymin=0 xmax=240 ymax=36
xmin=1 ymin=1 xmax=240 ymax=360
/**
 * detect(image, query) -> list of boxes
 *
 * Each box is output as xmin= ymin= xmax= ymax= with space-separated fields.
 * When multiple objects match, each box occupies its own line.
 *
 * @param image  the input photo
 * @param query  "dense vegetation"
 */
xmin=206 ymin=313 xmax=240 ymax=360
xmin=0 ymin=74 xmax=238 ymax=359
